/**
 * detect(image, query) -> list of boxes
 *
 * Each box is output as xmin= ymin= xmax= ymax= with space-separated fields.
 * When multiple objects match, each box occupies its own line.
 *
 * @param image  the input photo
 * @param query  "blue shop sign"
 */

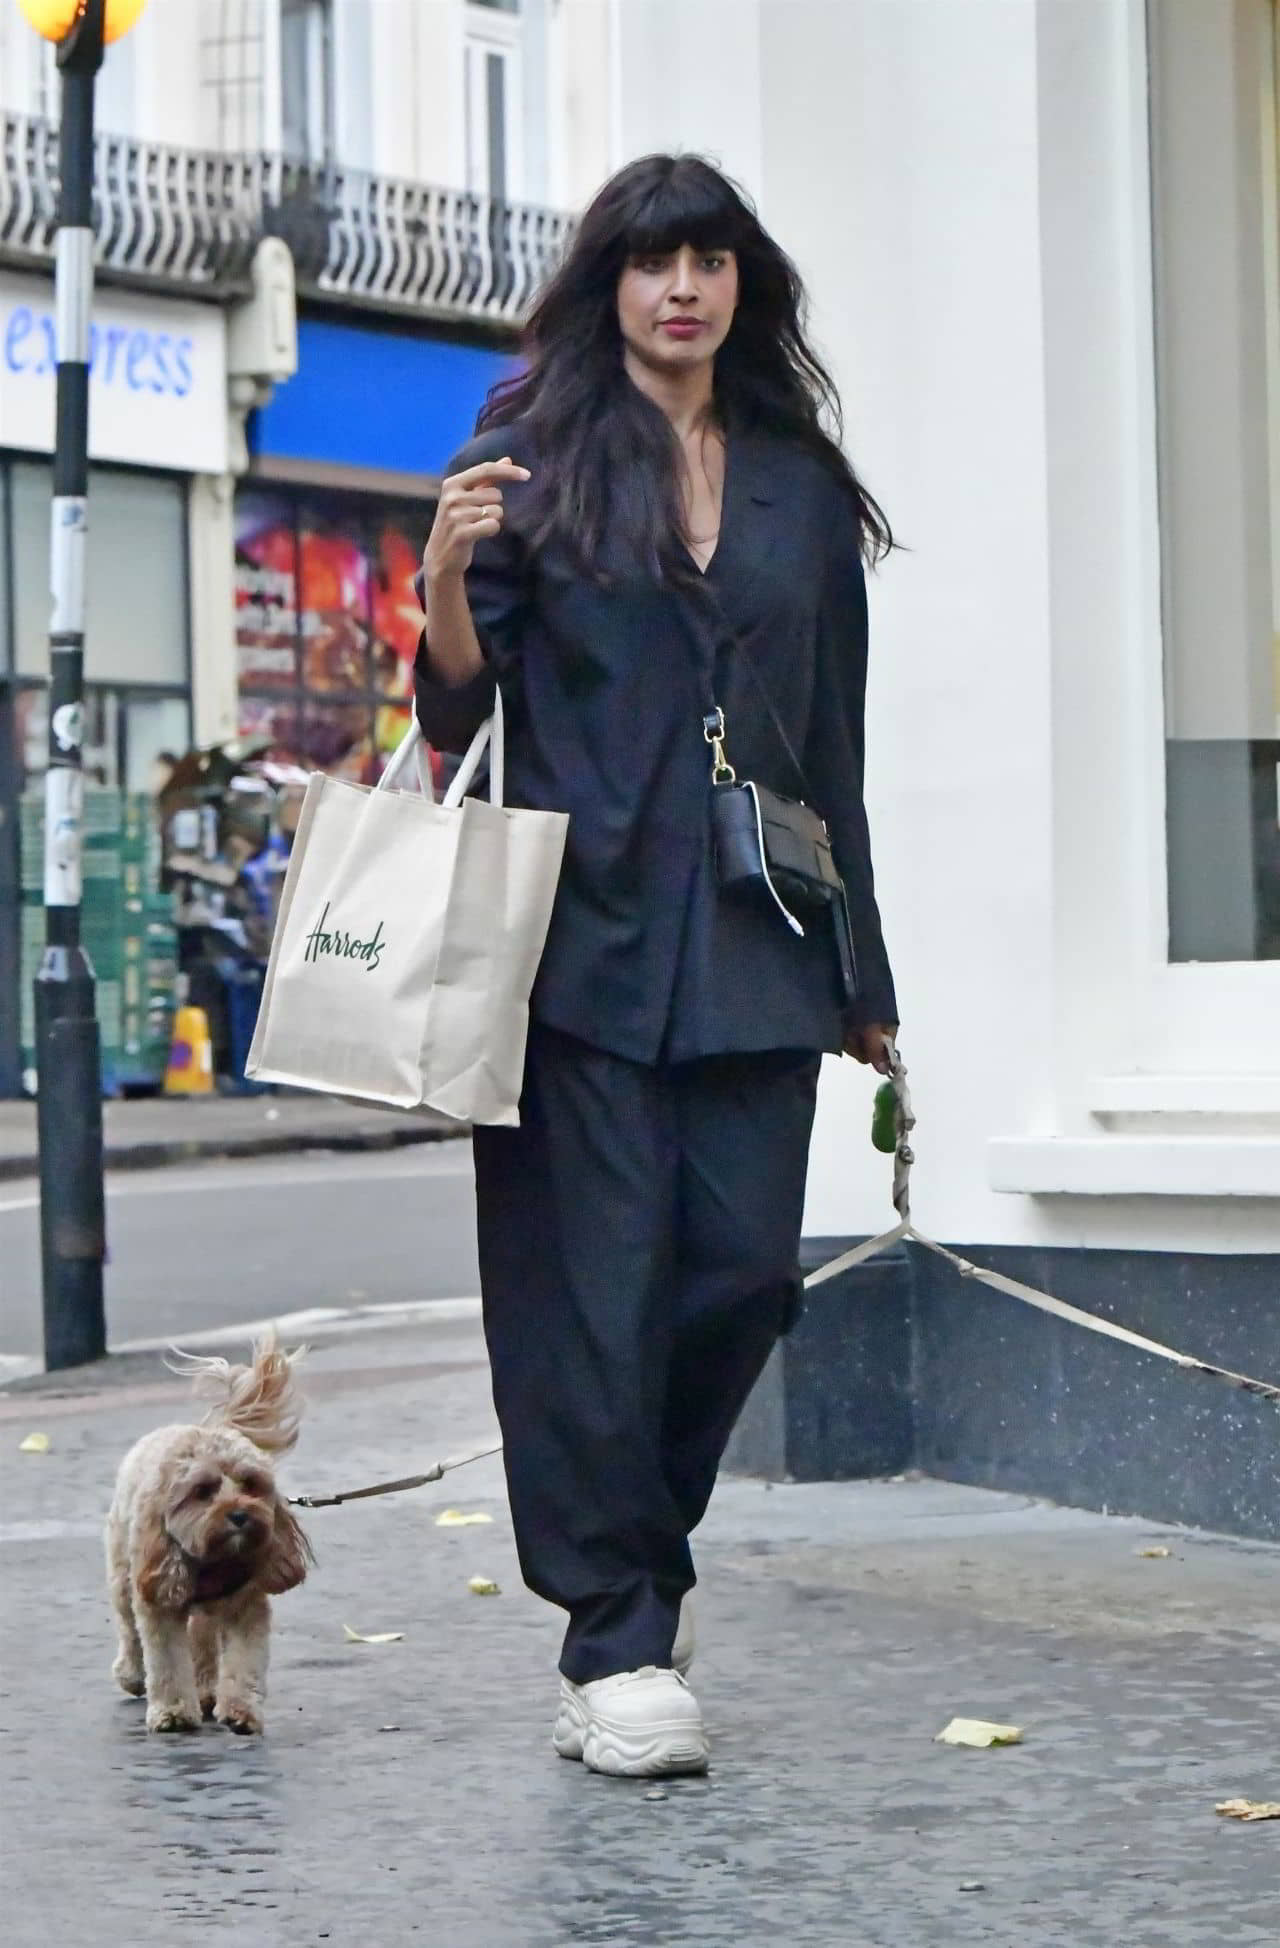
xmin=250 ymin=316 xmax=518 ymax=480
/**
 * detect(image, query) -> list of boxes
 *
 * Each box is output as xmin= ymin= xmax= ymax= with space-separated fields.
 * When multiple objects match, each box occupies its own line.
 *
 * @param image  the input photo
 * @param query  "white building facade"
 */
xmin=610 ymin=0 xmax=1280 ymax=1253
xmin=608 ymin=0 xmax=1280 ymax=1529
xmin=3 ymin=0 xmax=1277 ymax=1521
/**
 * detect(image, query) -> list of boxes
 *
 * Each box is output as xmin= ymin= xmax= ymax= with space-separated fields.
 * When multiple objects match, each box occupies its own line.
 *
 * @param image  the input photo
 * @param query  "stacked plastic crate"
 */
xmin=19 ymin=790 xmax=177 ymax=1095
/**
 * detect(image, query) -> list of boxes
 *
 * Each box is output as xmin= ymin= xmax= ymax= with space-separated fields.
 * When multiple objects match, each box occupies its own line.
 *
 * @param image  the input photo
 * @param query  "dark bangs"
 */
xmin=478 ymin=152 xmax=895 ymax=575
xmin=617 ymin=160 xmax=752 ymax=264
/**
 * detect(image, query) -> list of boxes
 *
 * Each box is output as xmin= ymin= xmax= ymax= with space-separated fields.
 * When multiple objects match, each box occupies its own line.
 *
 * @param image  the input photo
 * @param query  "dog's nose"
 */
xmin=226 ymin=1510 xmax=250 ymax=1530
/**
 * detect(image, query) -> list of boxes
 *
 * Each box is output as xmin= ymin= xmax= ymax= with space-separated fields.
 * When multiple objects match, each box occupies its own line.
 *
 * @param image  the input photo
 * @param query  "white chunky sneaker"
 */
xmin=553 ymin=1667 xmax=709 ymax=1777
xmin=552 ymin=1676 xmax=590 ymax=1761
xmin=672 ymin=1595 xmax=695 ymax=1677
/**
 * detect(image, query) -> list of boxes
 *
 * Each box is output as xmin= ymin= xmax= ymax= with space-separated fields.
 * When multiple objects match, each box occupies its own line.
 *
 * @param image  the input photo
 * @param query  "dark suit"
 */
xmin=415 ymin=418 xmax=897 ymax=1682
xmin=414 ymin=422 xmax=896 ymax=1060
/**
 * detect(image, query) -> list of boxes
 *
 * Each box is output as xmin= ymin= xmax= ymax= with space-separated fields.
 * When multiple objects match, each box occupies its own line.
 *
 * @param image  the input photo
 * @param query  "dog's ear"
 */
xmin=134 ymin=1503 xmax=194 ymax=1612
xmin=256 ymin=1497 xmax=313 ymax=1597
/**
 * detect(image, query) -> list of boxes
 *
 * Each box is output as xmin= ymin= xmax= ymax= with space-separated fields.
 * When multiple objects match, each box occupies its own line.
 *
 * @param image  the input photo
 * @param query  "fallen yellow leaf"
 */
xmin=18 ymin=1433 xmax=50 ymax=1454
xmin=342 ymin=1624 xmax=404 ymax=1645
xmin=468 ymin=1576 xmax=501 ymax=1596
xmin=435 ymin=1509 xmax=494 ymax=1528
xmin=935 ymin=1718 xmax=1023 ymax=1749
xmin=1217 ymin=1799 xmax=1280 ymax=1822
xmin=1137 ymin=1546 xmax=1173 ymax=1559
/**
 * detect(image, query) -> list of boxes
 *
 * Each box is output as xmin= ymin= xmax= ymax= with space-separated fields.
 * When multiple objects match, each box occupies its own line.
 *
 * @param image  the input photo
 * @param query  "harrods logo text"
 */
xmin=304 ymin=902 xmax=386 ymax=973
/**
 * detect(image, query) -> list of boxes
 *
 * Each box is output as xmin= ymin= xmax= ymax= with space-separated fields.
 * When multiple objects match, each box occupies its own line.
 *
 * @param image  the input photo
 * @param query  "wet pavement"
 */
xmin=3 ymin=1312 xmax=1278 ymax=1947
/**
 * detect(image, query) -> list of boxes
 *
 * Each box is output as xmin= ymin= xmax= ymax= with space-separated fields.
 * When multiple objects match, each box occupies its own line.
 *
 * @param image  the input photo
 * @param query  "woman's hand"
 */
xmin=843 ymin=1022 xmax=898 ymax=1074
xmin=423 ymin=457 xmax=531 ymax=586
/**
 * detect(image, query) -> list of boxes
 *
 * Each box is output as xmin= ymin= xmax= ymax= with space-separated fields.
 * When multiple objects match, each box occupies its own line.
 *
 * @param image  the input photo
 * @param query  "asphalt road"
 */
xmin=0 ymin=1144 xmax=481 ymax=1361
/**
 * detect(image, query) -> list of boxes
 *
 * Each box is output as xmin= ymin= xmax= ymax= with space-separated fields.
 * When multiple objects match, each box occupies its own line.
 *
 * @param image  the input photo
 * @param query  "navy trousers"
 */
xmin=472 ymin=1023 xmax=821 ymax=1684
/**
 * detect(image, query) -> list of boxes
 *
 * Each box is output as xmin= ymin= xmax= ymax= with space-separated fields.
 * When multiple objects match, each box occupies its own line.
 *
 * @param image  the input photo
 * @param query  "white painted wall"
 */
xmin=552 ymin=0 xmax=612 ymax=208
xmin=759 ymin=0 xmax=1060 ymax=1251
xmin=606 ymin=0 xmax=762 ymax=192
xmin=0 ymin=13 xmax=37 ymax=116
xmin=607 ymin=0 xmax=1280 ymax=1256
xmin=127 ymin=0 xmax=211 ymax=149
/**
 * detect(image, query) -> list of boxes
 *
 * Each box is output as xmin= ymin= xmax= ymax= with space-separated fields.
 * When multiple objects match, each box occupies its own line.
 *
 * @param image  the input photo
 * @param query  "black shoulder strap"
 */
xmin=704 ymin=590 xmax=814 ymax=802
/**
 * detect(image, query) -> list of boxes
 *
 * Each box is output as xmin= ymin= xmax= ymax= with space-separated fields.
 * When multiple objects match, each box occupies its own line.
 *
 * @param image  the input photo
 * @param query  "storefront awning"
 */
xmin=248 ymin=313 xmax=519 ymax=492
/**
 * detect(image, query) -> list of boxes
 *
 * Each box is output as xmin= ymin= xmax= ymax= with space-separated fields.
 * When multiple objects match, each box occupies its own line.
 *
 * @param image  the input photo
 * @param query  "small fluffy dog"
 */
xmin=106 ymin=1331 xmax=312 ymax=1735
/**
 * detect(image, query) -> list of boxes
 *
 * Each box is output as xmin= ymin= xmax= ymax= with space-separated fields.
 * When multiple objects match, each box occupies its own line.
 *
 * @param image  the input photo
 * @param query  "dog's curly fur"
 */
xmin=106 ymin=1331 xmax=312 ymax=1735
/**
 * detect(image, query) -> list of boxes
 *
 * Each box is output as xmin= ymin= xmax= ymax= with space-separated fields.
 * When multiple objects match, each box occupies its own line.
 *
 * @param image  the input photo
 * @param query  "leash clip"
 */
xmin=703 ymin=706 xmax=736 ymax=784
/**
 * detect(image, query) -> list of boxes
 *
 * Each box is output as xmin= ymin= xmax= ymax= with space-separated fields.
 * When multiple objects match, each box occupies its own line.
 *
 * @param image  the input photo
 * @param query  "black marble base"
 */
xmin=722 ymin=1241 xmax=914 ymax=1482
xmin=914 ymin=1240 xmax=1280 ymax=1541
xmin=723 ymin=1236 xmax=1280 ymax=1542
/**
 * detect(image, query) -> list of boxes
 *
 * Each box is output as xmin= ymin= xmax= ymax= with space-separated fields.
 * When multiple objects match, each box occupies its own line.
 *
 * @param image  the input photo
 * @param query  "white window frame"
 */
xmin=987 ymin=0 xmax=1280 ymax=1200
xmin=464 ymin=0 xmax=525 ymax=202
xmin=277 ymin=0 xmax=334 ymax=165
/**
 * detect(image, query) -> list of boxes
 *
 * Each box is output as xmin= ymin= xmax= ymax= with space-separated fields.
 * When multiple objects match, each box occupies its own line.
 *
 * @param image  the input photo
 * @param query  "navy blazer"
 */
xmin=414 ymin=421 xmax=897 ymax=1064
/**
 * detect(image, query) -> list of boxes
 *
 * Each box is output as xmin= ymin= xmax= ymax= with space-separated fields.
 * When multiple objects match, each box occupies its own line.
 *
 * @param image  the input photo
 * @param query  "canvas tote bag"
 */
xmin=244 ymin=695 xmax=568 ymax=1125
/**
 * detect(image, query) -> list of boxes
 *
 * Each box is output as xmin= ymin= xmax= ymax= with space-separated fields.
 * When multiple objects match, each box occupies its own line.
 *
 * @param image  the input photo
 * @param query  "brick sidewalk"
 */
xmin=0 ymin=1092 xmax=466 ymax=1182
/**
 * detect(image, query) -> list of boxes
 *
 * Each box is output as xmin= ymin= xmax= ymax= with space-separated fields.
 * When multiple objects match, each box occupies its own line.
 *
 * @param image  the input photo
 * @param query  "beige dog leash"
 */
xmin=808 ymin=1044 xmax=1280 ymax=1406
xmin=288 ymin=1045 xmax=1280 ymax=1510
xmin=288 ymin=1445 xmax=503 ymax=1510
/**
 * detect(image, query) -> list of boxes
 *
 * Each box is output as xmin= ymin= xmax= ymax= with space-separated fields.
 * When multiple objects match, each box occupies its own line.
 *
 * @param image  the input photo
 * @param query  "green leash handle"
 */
xmin=867 ymin=1037 xmax=914 ymax=1224
xmin=871 ymin=1078 xmax=898 ymax=1153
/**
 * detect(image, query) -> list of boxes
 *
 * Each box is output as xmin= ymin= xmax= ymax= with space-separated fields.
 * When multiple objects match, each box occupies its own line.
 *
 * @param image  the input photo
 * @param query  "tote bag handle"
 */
xmin=378 ymin=689 xmax=506 ymax=808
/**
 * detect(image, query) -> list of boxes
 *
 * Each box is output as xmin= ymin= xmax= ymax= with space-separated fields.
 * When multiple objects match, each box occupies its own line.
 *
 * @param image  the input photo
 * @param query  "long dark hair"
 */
xmin=477 ymin=153 xmax=893 ymax=585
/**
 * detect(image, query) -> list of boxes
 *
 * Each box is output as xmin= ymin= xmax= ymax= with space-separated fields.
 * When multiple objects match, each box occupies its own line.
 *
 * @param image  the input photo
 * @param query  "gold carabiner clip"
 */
xmin=703 ymin=706 xmax=737 ymax=785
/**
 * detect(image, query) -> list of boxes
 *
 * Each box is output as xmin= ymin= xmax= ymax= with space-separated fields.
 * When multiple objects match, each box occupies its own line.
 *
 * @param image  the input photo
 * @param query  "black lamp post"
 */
xmin=30 ymin=0 xmax=110 ymax=1370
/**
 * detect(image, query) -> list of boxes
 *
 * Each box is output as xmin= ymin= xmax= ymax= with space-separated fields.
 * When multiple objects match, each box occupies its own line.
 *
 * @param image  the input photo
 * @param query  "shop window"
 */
xmin=370 ymin=512 xmax=424 ymax=698
xmin=1149 ymin=0 xmax=1280 ymax=961
xmin=235 ymin=488 xmax=423 ymax=783
xmin=299 ymin=503 xmax=372 ymax=692
xmin=234 ymin=491 xmax=299 ymax=691
xmin=10 ymin=459 xmax=188 ymax=687
xmin=4 ymin=456 xmax=191 ymax=795
xmin=119 ymin=695 xmax=192 ymax=794
xmin=13 ymin=687 xmax=191 ymax=795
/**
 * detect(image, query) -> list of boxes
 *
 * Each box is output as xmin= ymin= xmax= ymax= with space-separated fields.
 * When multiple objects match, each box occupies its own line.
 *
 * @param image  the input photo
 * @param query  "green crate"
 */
xmin=19 ymin=791 xmax=177 ymax=1092
xmin=21 ymin=913 xmax=132 ymax=1089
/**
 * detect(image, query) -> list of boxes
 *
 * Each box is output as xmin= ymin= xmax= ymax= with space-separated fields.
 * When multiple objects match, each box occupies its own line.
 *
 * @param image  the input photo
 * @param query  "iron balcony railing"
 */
xmin=0 ymin=110 xmax=571 ymax=327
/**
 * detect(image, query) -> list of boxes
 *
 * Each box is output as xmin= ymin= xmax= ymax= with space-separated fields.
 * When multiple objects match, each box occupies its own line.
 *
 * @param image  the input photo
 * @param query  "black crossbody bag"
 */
xmin=702 ymin=616 xmax=859 ymax=1008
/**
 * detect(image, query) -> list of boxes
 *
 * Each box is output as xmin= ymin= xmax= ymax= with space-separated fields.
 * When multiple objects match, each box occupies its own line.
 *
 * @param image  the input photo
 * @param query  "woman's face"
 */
xmin=616 ymin=242 xmax=739 ymax=378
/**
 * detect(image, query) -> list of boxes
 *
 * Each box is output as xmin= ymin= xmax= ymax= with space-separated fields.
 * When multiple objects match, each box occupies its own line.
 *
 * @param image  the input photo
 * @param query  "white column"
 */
xmin=188 ymin=470 xmax=239 ymax=749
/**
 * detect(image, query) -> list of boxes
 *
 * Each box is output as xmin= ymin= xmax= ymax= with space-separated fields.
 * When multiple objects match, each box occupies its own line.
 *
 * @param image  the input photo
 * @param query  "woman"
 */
xmin=416 ymin=153 xmax=897 ymax=1778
